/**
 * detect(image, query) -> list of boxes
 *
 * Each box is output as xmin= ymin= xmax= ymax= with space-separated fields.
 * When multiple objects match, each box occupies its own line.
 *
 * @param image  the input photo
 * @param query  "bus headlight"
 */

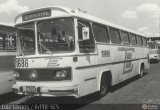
xmin=54 ymin=68 xmax=71 ymax=80
xmin=29 ymin=70 xmax=38 ymax=81
xmin=56 ymin=70 xmax=67 ymax=78
xmin=13 ymin=71 xmax=20 ymax=78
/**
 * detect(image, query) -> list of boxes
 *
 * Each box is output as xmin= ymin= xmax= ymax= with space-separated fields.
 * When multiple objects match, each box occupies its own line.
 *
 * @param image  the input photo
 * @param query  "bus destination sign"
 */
xmin=22 ymin=9 xmax=51 ymax=21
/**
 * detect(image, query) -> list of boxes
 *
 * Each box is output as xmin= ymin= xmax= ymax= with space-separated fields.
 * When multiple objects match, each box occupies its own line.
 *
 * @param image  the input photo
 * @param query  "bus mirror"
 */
xmin=82 ymin=27 xmax=90 ymax=40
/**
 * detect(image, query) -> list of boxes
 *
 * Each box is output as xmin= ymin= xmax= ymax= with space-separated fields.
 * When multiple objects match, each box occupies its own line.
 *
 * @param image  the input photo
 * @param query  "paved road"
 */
xmin=1 ymin=62 xmax=160 ymax=110
xmin=92 ymin=63 xmax=160 ymax=104
xmin=75 ymin=62 xmax=160 ymax=110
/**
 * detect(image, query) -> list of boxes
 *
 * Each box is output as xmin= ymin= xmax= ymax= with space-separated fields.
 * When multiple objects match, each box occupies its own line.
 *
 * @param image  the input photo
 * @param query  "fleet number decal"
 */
xmin=16 ymin=59 xmax=28 ymax=68
xmin=101 ymin=50 xmax=110 ymax=57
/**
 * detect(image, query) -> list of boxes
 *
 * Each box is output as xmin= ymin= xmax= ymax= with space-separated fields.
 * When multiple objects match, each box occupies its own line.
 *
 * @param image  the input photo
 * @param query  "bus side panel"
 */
xmin=0 ymin=70 xmax=15 ymax=94
xmin=135 ymin=47 xmax=149 ymax=76
xmin=111 ymin=46 xmax=127 ymax=84
xmin=0 ymin=55 xmax=15 ymax=70
xmin=128 ymin=47 xmax=139 ymax=78
xmin=93 ymin=44 xmax=124 ymax=91
xmin=0 ymin=54 xmax=15 ymax=95
xmin=95 ymin=44 xmax=112 ymax=91
xmin=77 ymin=55 xmax=98 ymax=96
xmin=143 ymin=47 xmax=150 ymax=71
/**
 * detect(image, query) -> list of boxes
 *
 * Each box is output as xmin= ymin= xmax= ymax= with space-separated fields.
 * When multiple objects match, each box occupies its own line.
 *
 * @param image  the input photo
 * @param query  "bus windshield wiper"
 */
xmin=17 ymin=36 xmax=25 ymax=56
xmin=38 ymin=42 xmax=53 ymax=55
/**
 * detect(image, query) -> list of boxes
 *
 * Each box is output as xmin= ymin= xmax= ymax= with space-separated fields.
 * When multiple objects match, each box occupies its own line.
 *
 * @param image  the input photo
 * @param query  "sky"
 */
xmin=0 ymin=0 xmax=160 ymax=37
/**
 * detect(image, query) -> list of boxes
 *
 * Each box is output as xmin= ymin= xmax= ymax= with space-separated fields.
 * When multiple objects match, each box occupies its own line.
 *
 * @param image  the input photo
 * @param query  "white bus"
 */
xmin=0 ymin=24 xmax=16 ymax=95
xmin=12 ymin=6 xmax=150 ymax=98
xmin=148 ymin=41 xmax=160 ymax=63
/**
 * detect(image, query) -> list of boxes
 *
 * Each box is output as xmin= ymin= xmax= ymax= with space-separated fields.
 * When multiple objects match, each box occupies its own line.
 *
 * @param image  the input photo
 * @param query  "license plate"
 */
xmin=26 ymin=86 xmax=36 ymax=93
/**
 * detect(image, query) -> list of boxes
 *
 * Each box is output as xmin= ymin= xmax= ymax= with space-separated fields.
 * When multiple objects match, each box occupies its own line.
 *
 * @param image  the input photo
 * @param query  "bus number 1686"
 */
xmin=15 ymin=59 xmax=28 ymax=68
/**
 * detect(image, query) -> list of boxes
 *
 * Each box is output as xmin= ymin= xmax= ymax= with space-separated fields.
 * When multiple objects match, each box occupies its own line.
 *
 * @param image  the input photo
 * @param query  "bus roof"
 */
xmin=15 ymin=6 xmax=146 ymax=37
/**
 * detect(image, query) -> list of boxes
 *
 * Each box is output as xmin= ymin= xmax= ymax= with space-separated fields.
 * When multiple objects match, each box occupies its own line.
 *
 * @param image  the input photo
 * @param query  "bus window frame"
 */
xmin=136 ymin=35 xmax=143 ymax=47
xmin=0 ymin=34 xmax=16 ymax=50
xmin=37 ymin=17 xmax=76 ymax=53
xmin=77 ymin=18 xmax=95 ymax=53
xmin=92 ymin=22 xmax=110 ymax=44
xmin=142 ymin=37 xmax=147 ymax=47
xmin=16 ymin=17 xmax=76 ymax=54
xmin=129 ymin=33 xmax=137 ymax=46
xmin=120 ymin=30 xmax=130 ymax=45
xmin=109 ymin=27 xmax=121 ymax=45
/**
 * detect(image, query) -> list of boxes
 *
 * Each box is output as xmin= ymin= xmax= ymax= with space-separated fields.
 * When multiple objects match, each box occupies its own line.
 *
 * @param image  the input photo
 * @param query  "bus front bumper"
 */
xmin=149 ymin=54 xmax=159 ymax=61
xmin=12 ymin=84 xmax=80 ymax=98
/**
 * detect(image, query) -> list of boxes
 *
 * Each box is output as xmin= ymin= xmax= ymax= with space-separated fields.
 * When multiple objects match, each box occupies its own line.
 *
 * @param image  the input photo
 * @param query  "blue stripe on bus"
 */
xmin=76 ymin=57 xmax=148 ymax=70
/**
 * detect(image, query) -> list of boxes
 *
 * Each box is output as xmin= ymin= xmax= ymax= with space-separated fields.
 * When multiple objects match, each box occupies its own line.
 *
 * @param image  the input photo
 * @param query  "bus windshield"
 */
xmin=37 ymin=17 xmax=75 ymax=54
xmin=17 ymin=23 xmax=35 ymax=56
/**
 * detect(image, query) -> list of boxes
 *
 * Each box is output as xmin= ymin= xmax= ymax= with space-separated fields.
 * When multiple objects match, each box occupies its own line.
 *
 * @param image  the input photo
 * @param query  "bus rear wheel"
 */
xmin=98 ymin=74 xmax=108 ymax=98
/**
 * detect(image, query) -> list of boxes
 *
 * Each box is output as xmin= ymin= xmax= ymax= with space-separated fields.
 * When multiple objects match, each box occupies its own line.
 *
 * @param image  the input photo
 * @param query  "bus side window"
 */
xmin=2 ymin=36 xmax=6 ymax=49
xmin=142 ymin=37 xmax=147 ymax=47
xmin=0 ymin=36 xmax=3 ymax=49
xmin=77 ymin=19 xmax=95 ymax=53
xmin=146 ymin=38 xmax=148 ymax=46
xmin=109 ymin=27 xmax=121 ymax=44
xmin=92 ymin=23 xmax=110 ymax=43
xmin=121 ymin=31 xmax=130 ymax=45
xmin=7 ymin=34 xmax=16 ymax=50
xmin=158 ymin=45 xmax=160 ymax=50
xmin=129 ymin=34 xmax=137 ymax=45
xmin=136 ymin=35 xmax=143 ymax=46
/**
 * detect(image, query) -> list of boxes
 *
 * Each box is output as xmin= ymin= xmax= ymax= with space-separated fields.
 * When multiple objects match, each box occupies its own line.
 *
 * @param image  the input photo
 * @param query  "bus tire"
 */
xmin=139 ymin=64 xmax=144 ymax=77
xmin=98 ymin=74 xmax=109 ymax=98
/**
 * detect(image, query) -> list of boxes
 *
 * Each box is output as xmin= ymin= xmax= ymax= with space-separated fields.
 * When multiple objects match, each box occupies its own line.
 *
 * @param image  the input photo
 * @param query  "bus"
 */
xmin=12 ymin=6 xmax=150 ymax=98
xmin=148 ymin=41 xmax=160 ymax=63
xmin=0 ymin=23 xmax=16 ymax=95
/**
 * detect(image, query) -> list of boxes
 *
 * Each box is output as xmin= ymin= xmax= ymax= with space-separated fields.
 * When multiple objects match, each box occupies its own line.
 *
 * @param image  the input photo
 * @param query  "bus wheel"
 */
xmin=98 ymin=74 xmax=108 ymax=98
xmin=139 ymin=65 xmax=144 ymax=77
